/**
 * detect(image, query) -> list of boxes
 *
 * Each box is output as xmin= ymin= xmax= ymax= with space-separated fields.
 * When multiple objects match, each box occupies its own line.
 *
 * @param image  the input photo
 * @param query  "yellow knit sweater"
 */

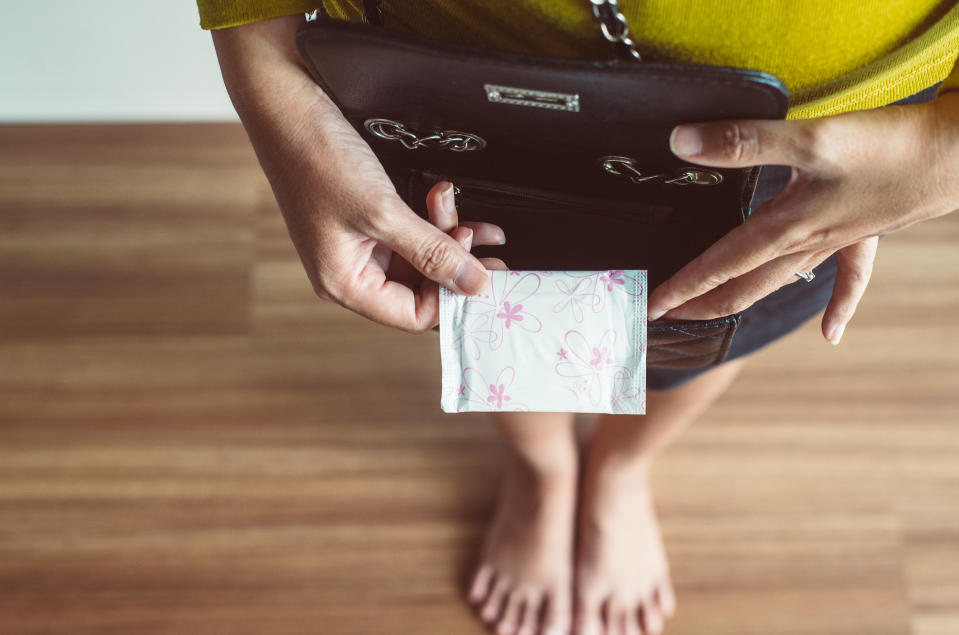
xmin=197 ymin=1 xmax=959 ymax=119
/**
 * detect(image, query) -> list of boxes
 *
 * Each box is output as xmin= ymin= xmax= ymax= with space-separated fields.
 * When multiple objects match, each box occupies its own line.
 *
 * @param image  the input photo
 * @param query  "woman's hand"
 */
xmin=424 ymin=185 xmax=509 ymax=273
xmin=648 ymin=91 xmax=959 ymax=344
xmin=210 ymin=16 xmax=505 ymax=333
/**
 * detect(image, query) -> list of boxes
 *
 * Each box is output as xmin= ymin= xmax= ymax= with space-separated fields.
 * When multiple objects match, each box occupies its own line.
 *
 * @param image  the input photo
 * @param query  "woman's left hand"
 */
xmin=648 ymin=91 xmax=959 ymax=344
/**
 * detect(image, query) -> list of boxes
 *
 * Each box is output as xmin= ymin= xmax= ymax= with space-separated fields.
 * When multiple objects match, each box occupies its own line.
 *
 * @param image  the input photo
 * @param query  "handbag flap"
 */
xmin=295 ymin=16 xmax=789 ymax=206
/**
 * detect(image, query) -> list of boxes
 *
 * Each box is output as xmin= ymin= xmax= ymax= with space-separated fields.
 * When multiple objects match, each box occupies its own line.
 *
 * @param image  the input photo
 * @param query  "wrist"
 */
xmin=211 ymin=15 xmax=316 ymax=119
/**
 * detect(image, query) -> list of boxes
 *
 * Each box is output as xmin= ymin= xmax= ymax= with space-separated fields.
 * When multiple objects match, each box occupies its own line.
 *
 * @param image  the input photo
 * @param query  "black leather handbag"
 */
xmin=295 ymin=0 xmax=789 ymax=369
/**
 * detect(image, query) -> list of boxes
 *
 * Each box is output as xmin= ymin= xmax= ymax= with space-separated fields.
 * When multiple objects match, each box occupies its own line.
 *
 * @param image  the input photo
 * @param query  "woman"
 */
xmin=200 ymin=2 xmax=959 ymax=634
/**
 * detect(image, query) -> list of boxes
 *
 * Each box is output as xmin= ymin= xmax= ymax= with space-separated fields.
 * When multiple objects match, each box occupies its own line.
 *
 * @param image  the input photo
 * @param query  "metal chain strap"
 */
xmin=600 ymin=156 xmax=723 ymax=186
xmin=364 ymin=119 xmax=487 ymax=152
xmin=589 ymin=0 xmax=642 ymax=61
xmin=332 ymin=1 xmax=641 ymax=61
xmin=362 ymin=0 xmax=383 ymax=25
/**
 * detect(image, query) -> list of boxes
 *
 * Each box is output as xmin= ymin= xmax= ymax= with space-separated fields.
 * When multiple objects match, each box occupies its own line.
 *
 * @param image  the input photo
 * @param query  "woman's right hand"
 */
xmin=211 ymin=15 xmax=505 ymax=333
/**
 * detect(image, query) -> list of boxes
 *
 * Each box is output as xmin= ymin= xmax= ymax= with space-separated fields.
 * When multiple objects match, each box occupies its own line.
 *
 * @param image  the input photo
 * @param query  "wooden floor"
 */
xmin=1 ymin=124 xmax=958 ymax=635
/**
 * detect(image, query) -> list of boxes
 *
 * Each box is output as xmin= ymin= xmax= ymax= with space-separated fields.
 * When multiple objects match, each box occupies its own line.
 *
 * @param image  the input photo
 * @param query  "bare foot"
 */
xmin=469 ymin=453 xmax=576 ymax=635
xmin=574 ymin=462 xmax=676 ymax=635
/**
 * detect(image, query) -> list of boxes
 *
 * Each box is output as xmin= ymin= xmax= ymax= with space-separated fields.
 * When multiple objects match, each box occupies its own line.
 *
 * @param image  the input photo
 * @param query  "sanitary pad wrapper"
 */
xmin=440 ymin=270 xmax=647 ymax=414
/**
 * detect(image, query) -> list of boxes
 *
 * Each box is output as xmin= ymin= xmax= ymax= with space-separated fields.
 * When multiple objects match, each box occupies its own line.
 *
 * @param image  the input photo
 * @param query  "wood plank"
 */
xmin=0 ymin=123 xmax=957 ymax=634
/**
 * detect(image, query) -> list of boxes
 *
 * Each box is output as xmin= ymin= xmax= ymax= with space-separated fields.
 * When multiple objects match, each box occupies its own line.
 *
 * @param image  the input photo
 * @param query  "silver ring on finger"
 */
xmin=795 ymin=270 xmax=816 ymax=282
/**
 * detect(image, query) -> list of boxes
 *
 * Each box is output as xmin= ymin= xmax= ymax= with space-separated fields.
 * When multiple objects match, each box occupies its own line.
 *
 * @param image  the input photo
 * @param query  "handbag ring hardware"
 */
xmin=364 ymin=118 xmax=486 ymax=152
xmin=599 ymin=155 xmax=723 ymax=186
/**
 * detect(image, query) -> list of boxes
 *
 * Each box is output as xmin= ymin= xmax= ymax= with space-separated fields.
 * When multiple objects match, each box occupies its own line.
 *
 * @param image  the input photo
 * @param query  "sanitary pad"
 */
xmin=439 ymin=270 xmax=647 ymax=414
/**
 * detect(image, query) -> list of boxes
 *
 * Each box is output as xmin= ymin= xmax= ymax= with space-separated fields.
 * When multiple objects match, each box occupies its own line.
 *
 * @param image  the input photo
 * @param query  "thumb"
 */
xmin=371 ymin=202 xmax=490 ymax=296
xmin=669 ymin=118 xmax=815 ymax=169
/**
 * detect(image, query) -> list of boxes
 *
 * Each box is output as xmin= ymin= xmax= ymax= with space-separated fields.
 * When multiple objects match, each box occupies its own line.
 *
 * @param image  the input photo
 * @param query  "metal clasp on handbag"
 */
xmin=364 ymin=118 xmax=487 ymax=151
xmin=484 ymin=84 xmax=580 ymax=112
xmin=599 ymin=155 xmax=723 ymax=186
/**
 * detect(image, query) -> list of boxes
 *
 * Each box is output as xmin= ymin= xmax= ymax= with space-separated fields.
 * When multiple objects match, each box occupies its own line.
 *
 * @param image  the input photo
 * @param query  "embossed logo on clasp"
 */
xmin=484 ymin=84 xmax=580 ymax=112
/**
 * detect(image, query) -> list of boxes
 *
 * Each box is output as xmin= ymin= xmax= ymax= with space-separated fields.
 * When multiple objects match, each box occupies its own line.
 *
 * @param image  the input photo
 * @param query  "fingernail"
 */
xmin=441 ymin=182 xmax=455 ymax=215
xmin=497 ymin=232 xmax=506 ymax=245
xmin=829 ymin=323 xmax=845 ymax=346
xmin=670 ymin=125 xmax=703 ymax=157
xmin=648 ymin=308 xmax=667 ymax=322
xmin=453 ymin=260 xmax=489 ymax=295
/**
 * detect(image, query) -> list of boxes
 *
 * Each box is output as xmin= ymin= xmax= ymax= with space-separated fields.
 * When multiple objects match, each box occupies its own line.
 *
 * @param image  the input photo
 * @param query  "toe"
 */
xmin=469 ymin=564 xmax=495 ymax=604
xmin=654 ymin=581 xmax=676 ymax=619
xmin=619 ymin=603 xmax=641 ymax=635
xmin=496 ymin=591 xmax=524 ymax=635
xmin=515 ymin=592 xmax=542 ymax=635
xmin=541 ymin=588 xmax=571 ymax=635
xmin=573 ymin=592 xmax=603 ymax=635
xmin=606 ymin=605 xmax=630 ymax=635
xmin=639 ymin=598 xmax=664 ymax=635
xmin=481 ymin=576 xmax=510 ymax=624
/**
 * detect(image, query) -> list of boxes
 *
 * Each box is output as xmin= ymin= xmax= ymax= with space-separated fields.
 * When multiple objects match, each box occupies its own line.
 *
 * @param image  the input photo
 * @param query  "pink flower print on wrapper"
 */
xmin=497 ymin=301 xmax=524 ymax=328
xmin=590 ymin=345 xmax=612 ymax=368
xmin=457 ymin=366 xmax=529 ymax=411
xmin=511 ymin=270 xmax=553 ymax=277
xmin=554 ymin=328 xmax=633 ymax=407
xmin=463 ymin=271 xmax=543 ymax=352
xmin=552 ymin=276 xmax=601 ymax=324
xmin=609 ymin=369 xmax=644 ymax=411
xmin=487 ymin=382 xmax=510 ymax=408
xmin=600 ymin=269 xmax=626 ymax=292
xmin=451 ymin=312 xmax=497 ymax=361
xmin=558 ymin=270 xmax=644 ymax=315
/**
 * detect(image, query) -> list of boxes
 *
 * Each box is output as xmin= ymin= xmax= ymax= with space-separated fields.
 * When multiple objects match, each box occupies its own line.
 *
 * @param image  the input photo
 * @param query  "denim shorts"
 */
xmin=646 ymin=80 xmax=943 ymax=391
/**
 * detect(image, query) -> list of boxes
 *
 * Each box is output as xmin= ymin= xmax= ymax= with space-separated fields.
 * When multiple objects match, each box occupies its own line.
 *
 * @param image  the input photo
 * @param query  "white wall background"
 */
xmin=0 ymin=2 xmax=240 ymax=122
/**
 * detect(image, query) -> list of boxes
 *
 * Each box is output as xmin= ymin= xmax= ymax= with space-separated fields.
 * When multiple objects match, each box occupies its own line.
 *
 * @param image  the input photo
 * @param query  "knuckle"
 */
xmin=311 ymin=275 xmax=340 ymax=303
xmin=408 ymin=313 xmax=437 ymax=335
xmin=805 ymin=226 xmax=835 ymax=247
xmin=312 ymin=267 xmax=351 ymax=305
xmin=722 ymin=122 xmax=761 ymax=163
xmin=404 ymin=322 xmax=431 ymax=335
xmin=780 ymin=225 xmax=829 ymax=253
xmin=312 ymin=284 xmax=333 ymax=302
xmin=703 ymin=272 xmax=731 ymax=291
xmin=688 ymin=255 xmax=729 ymax=289
xmin=309 ymin=268 xmax=334 ymax=301
xmin=718 ymin=297 xmax=751 ymax=316
xmin=750 ymin=207 xmax=809 ymax=251
xmin=846 ymin=264 xmax=871 ymax=286
xmin=792 ymin=122 xmax=828 ymax=168
xmin=832 ymin=302 xmax=856 ymax=321
xmin=811 ymin=247 xmax=834 ymax=262
xmin=414 ymin=237 xmax=457 ymax=278
xmin=355 ymin=192 xmax=403 ymax=232
xmin=741 ymin=215 xmax=777 ymax=243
